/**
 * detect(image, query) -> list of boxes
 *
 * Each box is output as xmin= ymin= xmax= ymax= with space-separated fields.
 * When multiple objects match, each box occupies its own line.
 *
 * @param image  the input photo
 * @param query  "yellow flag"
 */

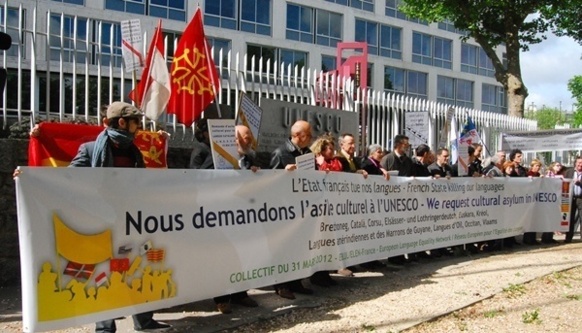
xmin=53 ymin=213 xmax=113 ymax=264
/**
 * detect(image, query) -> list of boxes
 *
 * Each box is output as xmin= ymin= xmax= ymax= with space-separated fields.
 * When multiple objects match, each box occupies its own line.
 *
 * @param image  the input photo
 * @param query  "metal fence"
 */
xmin=1 ymin=5 xmax=537 ymax=154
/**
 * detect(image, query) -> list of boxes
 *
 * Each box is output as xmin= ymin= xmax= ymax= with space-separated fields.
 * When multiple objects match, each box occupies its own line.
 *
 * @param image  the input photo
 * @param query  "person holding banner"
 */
xmin=564 ymin=156 xmax=582 ymax=243
xmin=411 ymin=144 xmax=432 ymax=177
xmin=189 ymin=118 xmax=214 ymax=169
xmin=69 ymin=102 xmax=170 ymax=333
xmin=207 ymin=125 xmax=261 ymax=314
xmin=428 ymin=148 xmax=453 ymax=179
xmin=269 ymin=120 xmax=315 ymax=299
xmin=361 ymin=144 xmax=390 ymax=178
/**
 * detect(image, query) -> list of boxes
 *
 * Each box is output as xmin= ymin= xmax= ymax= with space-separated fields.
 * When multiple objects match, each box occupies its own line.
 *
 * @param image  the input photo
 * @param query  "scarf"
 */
xmin=91 ymin=128 xmax=136 ymax=167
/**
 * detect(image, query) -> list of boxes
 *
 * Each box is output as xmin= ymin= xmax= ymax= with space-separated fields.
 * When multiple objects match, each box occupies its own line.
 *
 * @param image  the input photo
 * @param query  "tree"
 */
xmin=399 ymin=0 xmax=582 ymax=118
xmin=524 ymin=106 xmax=564 ymax=129
xmin=568 ymin=75 xmax=582 ymax=127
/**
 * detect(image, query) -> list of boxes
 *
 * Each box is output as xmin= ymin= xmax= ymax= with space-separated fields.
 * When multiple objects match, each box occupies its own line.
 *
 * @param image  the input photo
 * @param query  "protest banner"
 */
xmin=208 ymin=119 xmax=238 ymax=169
xmin=15 ymin=168 xmax=562 ymax=331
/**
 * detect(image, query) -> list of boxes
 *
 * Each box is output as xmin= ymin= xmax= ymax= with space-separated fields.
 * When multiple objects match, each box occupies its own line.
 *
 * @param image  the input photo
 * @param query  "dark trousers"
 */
xmin=95 ymin=311 xmax=153 ymax=333
xmin=566 ymin=197 xmax=582 ymax=241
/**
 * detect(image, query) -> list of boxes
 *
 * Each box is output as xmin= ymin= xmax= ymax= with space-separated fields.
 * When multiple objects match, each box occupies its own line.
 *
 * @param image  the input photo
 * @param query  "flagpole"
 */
xmin=203 ymin=37 xmax=221 ymax=118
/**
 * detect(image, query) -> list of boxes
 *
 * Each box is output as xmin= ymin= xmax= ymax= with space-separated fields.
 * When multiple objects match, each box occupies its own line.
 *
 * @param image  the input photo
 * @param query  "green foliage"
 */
xmin=522 ymin=309 xmax=542 ymax=324
xmin=483 ymin=309 xmax=501 ymax=318
xmin=503 ymin=283 xmax=527 ymax=298
xmin=568 ymin=76 xmax=582 ymax=127
xmin=524 ymin=106 xmax=564 ymax=129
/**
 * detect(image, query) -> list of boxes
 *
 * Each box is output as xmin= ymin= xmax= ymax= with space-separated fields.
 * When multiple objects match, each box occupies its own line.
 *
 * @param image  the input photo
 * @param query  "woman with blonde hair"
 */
xmin=527 ymin=159 xmax=543 ymax=177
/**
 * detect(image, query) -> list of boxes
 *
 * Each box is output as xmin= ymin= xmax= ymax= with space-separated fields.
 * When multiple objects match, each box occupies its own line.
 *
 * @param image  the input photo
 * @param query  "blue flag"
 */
xmin=460 ymin=115 xmax=476 ymax=138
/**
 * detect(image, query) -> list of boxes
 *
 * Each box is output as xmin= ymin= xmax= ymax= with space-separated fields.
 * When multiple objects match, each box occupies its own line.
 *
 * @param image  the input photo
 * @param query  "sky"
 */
xmin=520 ymin=33 xmax=582 ymax=113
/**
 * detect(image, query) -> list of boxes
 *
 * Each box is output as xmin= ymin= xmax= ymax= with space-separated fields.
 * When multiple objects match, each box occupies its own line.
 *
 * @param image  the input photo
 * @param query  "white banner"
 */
xmin=501 ymin=129 xmax=582 ymax=152
xmin=120 ymin=19 xmax=143 ymax=72
xmin=404 ymin=111 xmax=429 ymax=148
xmin=15 ymin=168 xmax=563 ymax=332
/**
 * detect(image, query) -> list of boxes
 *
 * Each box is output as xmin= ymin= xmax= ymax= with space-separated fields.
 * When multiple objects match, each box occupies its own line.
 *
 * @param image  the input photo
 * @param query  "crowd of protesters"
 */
xmin=18 ymin=112 xmax=580 ymax=332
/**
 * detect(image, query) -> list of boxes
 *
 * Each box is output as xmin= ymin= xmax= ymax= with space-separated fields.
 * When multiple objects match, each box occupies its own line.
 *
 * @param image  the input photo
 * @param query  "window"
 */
xmin=49 ymin=14 xmax=89 ymax=63
xmin=246 ymin=44 xmax=307 ymax=77
xmin=384 ymin=67 xmax=427 ymax=99
xmin=321 ymin=55 xmax=336 ymax=72
xmin=105 ymin=0 xmax=186 ymax=21
xmin=0 ymin=5 xmax=22 ymax=57
xmin=412 ymin=32 xmax=452 ymax=69
xmin=94 ymin=21 xmax=123 ymax=68
xmin=287 ymin=5 xmax=342 ymax=47
xmin=105 ymin=0 xmax=146 ymax=15
xmin=482 ymin=83 xmax=507 ymax=114
xmin=162 ymin=31 xmax=181 ymax=63
xmin=207 ymin=37 xmax=230 ymax=78
xmin=437 ymin=76 xmax=473 ymax=108
xmin=461 ymin=44 xmax=496 ymax=77
xmin=325 ymin=0 xmax=374 ymax=12
xmin=286 ymin=4 xmax=313 ymax=42
xmin=51 ymin=0 xmax=84 ymax=5
xmin=355 ymin=19 xmax=401 ymax=60
xmin=438 ymin=19 xmax=466 ymax=35
xmin=205 ymin=0 xmax=271 ymax=36
xmin=385 ymin=0 xmax=427 ymax=25
xmin=316 ymin=9 xmax=342 ymax=47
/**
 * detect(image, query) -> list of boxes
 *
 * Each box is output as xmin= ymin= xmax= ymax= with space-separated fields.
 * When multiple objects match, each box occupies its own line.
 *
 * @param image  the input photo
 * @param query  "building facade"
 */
xmin=1 ymin=0 xmax=508 ymax=116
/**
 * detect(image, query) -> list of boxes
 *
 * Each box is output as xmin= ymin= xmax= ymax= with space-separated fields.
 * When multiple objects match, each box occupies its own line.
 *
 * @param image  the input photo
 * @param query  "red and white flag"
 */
xmin=129 ymin=20 xmax=171 ymax=121
xmin=95 ymin=272 xmax=108 ymax=287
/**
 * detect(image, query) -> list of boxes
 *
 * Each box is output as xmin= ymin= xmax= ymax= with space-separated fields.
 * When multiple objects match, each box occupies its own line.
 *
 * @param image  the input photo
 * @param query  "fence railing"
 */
xmin=1 ymin=5 xmax=537 ymax=154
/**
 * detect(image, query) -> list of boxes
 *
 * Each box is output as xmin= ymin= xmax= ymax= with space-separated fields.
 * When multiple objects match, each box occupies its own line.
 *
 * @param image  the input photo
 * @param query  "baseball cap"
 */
xmin=106 ymin=102 xmax=144 ymax=119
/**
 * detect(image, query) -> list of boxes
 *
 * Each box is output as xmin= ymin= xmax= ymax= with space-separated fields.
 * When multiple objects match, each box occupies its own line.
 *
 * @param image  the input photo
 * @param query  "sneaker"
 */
xmin=232 ymin=296 xmax=258 ymax=307
xmin=276 ymin=288 xmax=295 ymax=300
xmin=135 ymin=320 xmax=171 ymax=331
xmin=216 ymin=302 xmax=232 ymax=314
xmin=337 ymin=268 xmax=354 ymax=277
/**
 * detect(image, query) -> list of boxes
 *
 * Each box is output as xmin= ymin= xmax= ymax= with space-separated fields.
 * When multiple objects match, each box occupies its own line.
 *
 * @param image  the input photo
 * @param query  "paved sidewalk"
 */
xmin=1 ymin=236 xmax=582 ymax=332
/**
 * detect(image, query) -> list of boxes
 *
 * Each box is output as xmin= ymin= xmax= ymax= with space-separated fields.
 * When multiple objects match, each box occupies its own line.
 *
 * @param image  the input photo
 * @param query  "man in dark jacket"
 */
xmin=269 ymin=120 xmax=314 ymax=299
xmin=70 ymin=102 xmax=170 ymax=333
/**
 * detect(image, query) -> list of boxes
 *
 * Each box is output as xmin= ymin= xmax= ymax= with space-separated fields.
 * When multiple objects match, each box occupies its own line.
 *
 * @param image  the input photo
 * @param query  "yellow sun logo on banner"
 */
xmin=37 ymin=214 xmax=177 ymax=321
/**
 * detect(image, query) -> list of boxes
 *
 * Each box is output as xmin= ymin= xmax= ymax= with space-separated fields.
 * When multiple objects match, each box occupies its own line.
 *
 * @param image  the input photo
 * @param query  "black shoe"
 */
xmin=542 ymin=239 xmax=558 ymax=244
xmin=135 ymin=320 xmax=171 ymax=331
xmin=290 ymin=285 xmax=314 ymax=295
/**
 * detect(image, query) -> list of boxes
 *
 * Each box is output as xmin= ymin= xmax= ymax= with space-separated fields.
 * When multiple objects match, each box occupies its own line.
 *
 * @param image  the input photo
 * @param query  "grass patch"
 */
xmin=565 ymin=294 xmax=582 ymax=301
xmin=483 ymin=309 xmax=502 ymax=318
xmin=361 ymin=324 xmax=376 ymax=331
xmin=503 ymin=283 xmax=526 ymax=297
xmin=522 ymin=309 xmax=542 ymax=324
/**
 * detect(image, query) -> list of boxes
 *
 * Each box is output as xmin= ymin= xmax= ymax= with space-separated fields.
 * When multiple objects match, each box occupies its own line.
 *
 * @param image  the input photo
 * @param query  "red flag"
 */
xmin=109 ymin=258 xmax=130 ymax=272
xmin=129 ymin=20 xmax=171 ymax=121
xmin=63 ymin=261 xmax=95 ymax=280
xmin=95 ymin=272 xmax=108 ymax=287
xmin=167 ymin=8 xmax=220 ymax=126
xmin=27 ymin=123 xmax=167 ymax=168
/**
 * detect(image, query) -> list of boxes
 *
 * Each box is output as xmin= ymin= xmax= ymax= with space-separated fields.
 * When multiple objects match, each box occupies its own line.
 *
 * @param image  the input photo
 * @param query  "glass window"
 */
xmin=204 ymin=0 xmax=236 ymax=29
xmin=437 ymin=19 xmax=466 ymax=35
xmin=162 ymin=31 xmax=181 ymax=63
xmin=105 ymin=0 xmax=146 ymax=15
xmin=438 ymin=76 xmax=473 ymax=108
xmin=384 ymin=66 xmax=427 ymax=99
xmin=461 ymin=43 xmax=478 ymax=74
xmin=207 ymin=37 xmax=231 ymax=77
xmin=385 ymin=0 xmax=427 ymax=25
xmin=280 ymin=49 xmax=307 ymax=74
xmin=482 ymin=83 xmax=507 ymax=113
xmin=316 ymin=10 xmax=342 ymax=47
xmin=0 ymin=5 xmax=22 ymax=57
xmin=241 ymin=0 xmax=271 ymax=35
xmin=325 ymin=0 xmax=373 ymax=12
xmin=286 ymin=4 xmax=313 ymax=43
xmin=413 ymin=32 xmax=452 ymax=69
xmin=321 ymin=54 xmax=336 ymax=72
xmin=51 ymin=0 xmax=84 ymax=5
xmin=149 ymin=0 xmax=186 ymax=21
xmin=379 ymin=24 xmax=401 ymax=59
xmin=355 ymin=19 xmax=377 ymax=55
xmin=95 ymin=21 xmax=123 ymax=68
xmin=49 ymin=14 xmax=88 ymax=63
xmin=478 ymin=48 xmax=495 ymax=77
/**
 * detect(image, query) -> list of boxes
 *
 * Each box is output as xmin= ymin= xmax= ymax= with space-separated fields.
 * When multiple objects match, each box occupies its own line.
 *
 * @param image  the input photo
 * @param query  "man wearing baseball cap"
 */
xmin=70 ymin=102 xmax=170 ymax=332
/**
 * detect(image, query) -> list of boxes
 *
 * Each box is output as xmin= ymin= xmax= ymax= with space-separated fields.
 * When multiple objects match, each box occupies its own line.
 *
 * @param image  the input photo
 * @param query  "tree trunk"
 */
xmin=506 ymin=73 xmax=526 ymax=118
